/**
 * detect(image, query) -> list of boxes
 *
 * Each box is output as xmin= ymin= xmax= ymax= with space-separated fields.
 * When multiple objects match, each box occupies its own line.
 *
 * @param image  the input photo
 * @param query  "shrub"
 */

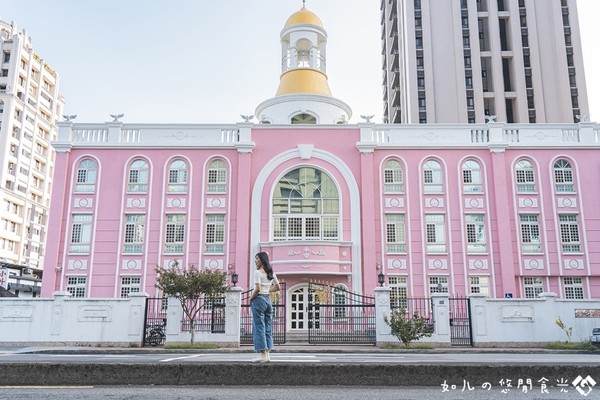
xmin=384 ymin=308 xmax=433 ymax=348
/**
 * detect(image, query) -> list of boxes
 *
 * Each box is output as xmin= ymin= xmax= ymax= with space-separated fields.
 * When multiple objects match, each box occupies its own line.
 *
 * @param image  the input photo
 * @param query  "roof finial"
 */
xmin=302 ymin=0 xmax=306 ymax=7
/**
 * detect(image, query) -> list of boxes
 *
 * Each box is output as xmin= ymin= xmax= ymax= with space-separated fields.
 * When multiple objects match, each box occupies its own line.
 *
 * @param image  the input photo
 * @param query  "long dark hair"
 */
xmin=256 ymin=252 xmax=274 ymax=280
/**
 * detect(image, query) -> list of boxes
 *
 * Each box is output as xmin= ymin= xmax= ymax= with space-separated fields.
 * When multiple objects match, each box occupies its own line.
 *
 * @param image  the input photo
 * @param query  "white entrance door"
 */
xmin=289 ymin=286 xmax=309 ymax=330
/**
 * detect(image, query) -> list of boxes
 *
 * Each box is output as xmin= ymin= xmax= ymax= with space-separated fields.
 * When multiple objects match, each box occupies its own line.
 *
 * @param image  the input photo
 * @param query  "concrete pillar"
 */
xmin=165 ymin=296 xmax=183 ymax=341
xmin=50 ymin=291 xmax=71 ymax=336
xmin=225 ymin=287 xmax=242 ymax=346
xmin=431 ymin=294 xmax=450 ymax=340
xmin=374 ymin=287 xmax=393 ymax=344
xmin=467 ymin=293 xmax=488 ymax=344
xmin=127 ymin=292 xmax=148 ymax=341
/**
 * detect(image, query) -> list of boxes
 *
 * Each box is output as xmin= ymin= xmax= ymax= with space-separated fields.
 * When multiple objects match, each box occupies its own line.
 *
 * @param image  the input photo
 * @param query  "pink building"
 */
xmin=42 ymin=6 xmax=599 ymax=317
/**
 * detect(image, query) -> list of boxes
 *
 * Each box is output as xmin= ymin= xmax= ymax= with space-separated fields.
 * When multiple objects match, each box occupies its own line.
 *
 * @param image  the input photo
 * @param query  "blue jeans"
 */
xmin=251 ymin=294 xmax=273 ymax=352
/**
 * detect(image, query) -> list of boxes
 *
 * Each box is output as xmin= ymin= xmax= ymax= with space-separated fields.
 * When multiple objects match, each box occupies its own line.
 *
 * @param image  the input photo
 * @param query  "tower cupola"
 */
xmin=255 ymin=3 xmax=352 ymax=124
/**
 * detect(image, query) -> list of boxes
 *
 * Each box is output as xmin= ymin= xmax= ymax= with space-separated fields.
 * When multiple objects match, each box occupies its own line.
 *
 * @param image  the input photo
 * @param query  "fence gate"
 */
xmin=448 ymin=297 xmax=472 ymax=346
xmin=240 ymin=283 xmax=286 ymax=345
xmin=307 ymin=282 xmax=376 ymax=345
xmin=143 ymin=297 xmax=167 ymax=346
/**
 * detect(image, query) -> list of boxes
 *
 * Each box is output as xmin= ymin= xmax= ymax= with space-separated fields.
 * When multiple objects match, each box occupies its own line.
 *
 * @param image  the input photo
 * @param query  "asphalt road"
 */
xmin=0 ymin=386 xmax=593 ymax=400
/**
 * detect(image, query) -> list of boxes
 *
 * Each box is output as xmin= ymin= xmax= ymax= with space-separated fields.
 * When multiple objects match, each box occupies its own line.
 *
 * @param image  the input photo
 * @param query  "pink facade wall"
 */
xmin=42 ymin=125 xmax=600 ymax=300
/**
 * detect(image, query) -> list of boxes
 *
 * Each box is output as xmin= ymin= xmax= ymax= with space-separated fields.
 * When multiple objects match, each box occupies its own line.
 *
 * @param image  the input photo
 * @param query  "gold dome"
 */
xmin=275 ymin=69 xmax=332 ymax=97
xmin=284 ymin=6 xmax=323 ymax=29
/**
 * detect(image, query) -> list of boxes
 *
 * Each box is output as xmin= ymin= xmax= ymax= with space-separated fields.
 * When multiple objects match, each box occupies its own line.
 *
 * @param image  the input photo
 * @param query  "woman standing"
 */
xmin=249 ymin=252 xmax=280 ymax=363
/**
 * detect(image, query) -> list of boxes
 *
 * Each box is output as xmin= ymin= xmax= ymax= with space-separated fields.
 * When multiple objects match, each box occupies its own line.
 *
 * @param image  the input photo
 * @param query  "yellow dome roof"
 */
xmin=276 ymin=69 xmax=332 ymax=97
xmin=284 ymin=6 xmax=323 ymax=28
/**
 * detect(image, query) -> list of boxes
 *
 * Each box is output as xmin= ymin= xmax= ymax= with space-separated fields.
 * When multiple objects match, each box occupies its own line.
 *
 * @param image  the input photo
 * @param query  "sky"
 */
xmin=1 ymin=0 xmax=598 ymax=124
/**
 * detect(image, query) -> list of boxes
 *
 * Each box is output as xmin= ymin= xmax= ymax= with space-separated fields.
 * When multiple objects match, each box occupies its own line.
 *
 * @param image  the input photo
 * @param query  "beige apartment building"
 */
xmin=381 ymin=0 xmax=589 ymax=124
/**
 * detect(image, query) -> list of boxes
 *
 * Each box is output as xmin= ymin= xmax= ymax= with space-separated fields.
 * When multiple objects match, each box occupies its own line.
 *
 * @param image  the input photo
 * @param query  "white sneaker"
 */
xmin=252 ymin=353 xmax=269 ymax=363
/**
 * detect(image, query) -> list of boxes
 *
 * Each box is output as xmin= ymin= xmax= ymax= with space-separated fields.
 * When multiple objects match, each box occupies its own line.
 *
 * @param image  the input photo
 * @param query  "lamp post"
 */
xmin=231 ymin=272 xmax=239 ymax=286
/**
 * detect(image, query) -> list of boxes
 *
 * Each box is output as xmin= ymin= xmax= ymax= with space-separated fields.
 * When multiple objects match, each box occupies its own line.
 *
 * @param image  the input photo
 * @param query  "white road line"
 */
xmin=160 ymin=354 xmax=204 ymax=362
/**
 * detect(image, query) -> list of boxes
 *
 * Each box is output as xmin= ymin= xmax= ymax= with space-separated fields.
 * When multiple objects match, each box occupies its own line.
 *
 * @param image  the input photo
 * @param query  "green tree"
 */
xmin=155 ymin=263 xmax=227 ymax=344
xmin=383 ymin=308 xmax=433 ymax=348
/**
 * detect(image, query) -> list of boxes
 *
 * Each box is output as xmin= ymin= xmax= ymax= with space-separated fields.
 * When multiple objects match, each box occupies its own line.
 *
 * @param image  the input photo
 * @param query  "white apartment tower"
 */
xmin=381 ymin=0 xmax=589 ymax=124
xmin=0 ymin=20 xmax=64 ymax=273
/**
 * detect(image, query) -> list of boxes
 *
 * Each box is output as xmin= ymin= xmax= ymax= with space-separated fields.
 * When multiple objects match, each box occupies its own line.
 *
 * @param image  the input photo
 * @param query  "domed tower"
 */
xmin=255 ymin=3 xmax=352 ymax=124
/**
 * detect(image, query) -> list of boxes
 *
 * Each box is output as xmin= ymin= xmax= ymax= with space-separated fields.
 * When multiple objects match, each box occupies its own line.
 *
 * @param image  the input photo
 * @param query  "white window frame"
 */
xmin=386 ymin=214 xmax=406 ymax=253
xmin=165 ymin=214 xmax=185 ymax=253
xmin=523 ymin=276 xmax=543 ymax=298
xmin=383 ymin=160 xmax=404 ymax=193
xmin=559 ymin=214 xmax=581 ymax=253
xmin=425 ymin=214 xmax=446 ymax=253
xmin=123 ymin=214 xmax=145 ymax=253
xmin=469 ymin=276 xmax=489 ymax=296
xmin=465 ymin=214 xmax=487 ymax=253
xmin=66 ymin=276 xmax=86 ymax=298
xmin=423 ymin=160 xmax=443 ymax=193
xmin=207 ymin=160 xmax=227 ymax=193
xmin=70 ymin=214 xmax=93 ymax=253
xmin=429 ymin=276 xmax=448 ymax=294
xmin=553 ymin=160 xmax=574 ymax=193
xmin=563 ymin=277 xmax=584 ymax=299
xmin=462 ymin=160 xmax=483 ymax=193
xmin=332 ymin=285 xmax=347 ymax=318
xmin=515 ymin=160 xmax=536 ymax=193
xmin=388 ymin=275 xmax=408 ymax=308
xmin=75 ymin=159 xmax=97 ymax=193
xmin=272 ymin=167 xmax=339 ymax=241
xmin=519 ymin=214 xmax=541 ymax=253
xmin=128 ymin=160 xmax=149 ymax=193
xmin=205 ymin=214 xmax=225 ymax=254
xmin=120 ymin=276 xmax=141 ymax=298
xmin=167 ymin=160 xmax=188 ymax=193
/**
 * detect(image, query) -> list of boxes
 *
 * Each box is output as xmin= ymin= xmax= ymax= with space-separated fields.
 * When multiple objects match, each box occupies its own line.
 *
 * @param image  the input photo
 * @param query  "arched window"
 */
xmin=167 ymin=160 xmax=187 ymax=193
xmin=75 ymin=159 xmax=97 ymax=192
xmin=423 ymin=160 xmax=443 ymax=193
xmin=515 ymin=159 xmax=536 ymax=193
xmin=272 ymin=167 xmax=339 ymax=241
xmin=207 ymin=159 xmax=227 ymax=193
xmin=291 ymin=113 xmax=317 ymax=124
xmin=383 ymin=159 xmax=403 ymax=193
xmin=462 ymin=160 xmax=482 ymax=193
xmin=553 ymin=160 xmax=574 ymax=193
xmin=128 ymin=160 xmax=149 ymax=193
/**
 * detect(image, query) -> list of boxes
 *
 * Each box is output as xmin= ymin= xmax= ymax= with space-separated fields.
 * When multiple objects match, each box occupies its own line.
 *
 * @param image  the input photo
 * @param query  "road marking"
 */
xmin=0 ymin=386 xmax=94 ymax=389
xmin=160 ymin=354 xmax=204 ymax=362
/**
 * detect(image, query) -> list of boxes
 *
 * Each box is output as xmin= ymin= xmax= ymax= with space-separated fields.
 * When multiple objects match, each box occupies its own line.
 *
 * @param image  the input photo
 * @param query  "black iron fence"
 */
xmin=390 ymin=297 xmax=435 ymax=333
xmin=449 ymin=297 xmax=472 ymax=346
xmin=180 ymin=297 xmax=226 ymax=333
xmin=240 ymin=283 xmax=286 ymax=345
xmin=143 ymin=297 xmax=167 ymax=346
xmin=307 ymin=283 xmax=376 ymax=345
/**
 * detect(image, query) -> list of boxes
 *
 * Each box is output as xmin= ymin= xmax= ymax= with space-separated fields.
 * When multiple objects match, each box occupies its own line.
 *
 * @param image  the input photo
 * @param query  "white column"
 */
xmin=431 ymin=294 xmax=450 ymax=340
xmin=225 ymin=287 xmax=243 ymax=346
xmin=374 ymin=287 xmax=393 ymax=344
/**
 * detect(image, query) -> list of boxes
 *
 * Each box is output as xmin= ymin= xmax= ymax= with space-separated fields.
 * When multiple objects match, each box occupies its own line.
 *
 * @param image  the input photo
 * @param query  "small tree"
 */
xmin=155 ymin=263 xmax=227 ymax=344
xmin=384 ymin=308 xmax=433 ymax=348
xmin=555 ymin=316 xmax=573 ymax=343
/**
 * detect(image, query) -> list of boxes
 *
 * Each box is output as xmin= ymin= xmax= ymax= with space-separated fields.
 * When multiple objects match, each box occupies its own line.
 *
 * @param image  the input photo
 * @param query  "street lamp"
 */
xmin=377 ymin=271 xmax=385 ymax=287
xmin=231 ymin=272 xmax=239 ymax=286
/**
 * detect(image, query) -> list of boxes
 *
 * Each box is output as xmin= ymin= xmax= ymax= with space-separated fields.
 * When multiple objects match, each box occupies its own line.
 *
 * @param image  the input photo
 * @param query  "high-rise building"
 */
xmin=0 ymin=21 xmax=64 ymax=281
xmin=381 ymin=0 xmax=589 ymax=124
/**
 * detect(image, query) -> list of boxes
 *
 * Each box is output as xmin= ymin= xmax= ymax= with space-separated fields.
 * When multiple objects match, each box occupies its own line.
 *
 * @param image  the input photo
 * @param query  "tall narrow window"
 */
xmin=553 ymin=160 xmax=574 ymax=193
xmin=128 ymin=160 xmax=149 ymax=193
xmin=388 ymin=276 xmax=408 ymax=308
xmin=466 ymin=214 xmax=487 ymax=253
xmin=75 ymin=159 xmax=97 ymax=193
xmin=563 ymin=277 xmax=584 ymax=299
xmin=272 ymin=167 xmax=339 ymax=241
xmin=470 ymin=276 xmax=489 ymax=295
xmin=386 ymin=214 xmax=406 ymax=253
xmin=423 ymin=160 xmax=443 ymax=193
xmin=383 ymin=160 xmax=403 ymax=193
xmin=205 ymin=214 xmax=225 ymax=253
xmin=429 ymin=276 xmax=448 ymax=294
xmin=559 ymin=214 xmax=581 ymax=253
xmin=66 ymin=276 xmax=86 ymax=298
xmin=167 ymin=160 xmax=188 ymax=193
xmin=426 ymin=214 xmax=446 ymax=253
xmin=165 ymin=214 xmax=185 ymax=253
xmin=120 ymin=276 xmax=141 ymax=298
xmin=515 ymin=160 xmax=536 ymax=193
xmin=523 ymin=277 xmax=543 ymax=298
xmin=462 ymin=160 xmax=482 ymax=193
xmin=70 ymin=214 xmax=93 ymax=253
xmin=333 ymin=285 xmax=347 ymax=318
xmin=123 ymin=214 xmax=145 ymax=253
xmin=519 ymin=214 xmax=541 ymax=253
xmin=207 ymin=160 xmax=227 ymax=193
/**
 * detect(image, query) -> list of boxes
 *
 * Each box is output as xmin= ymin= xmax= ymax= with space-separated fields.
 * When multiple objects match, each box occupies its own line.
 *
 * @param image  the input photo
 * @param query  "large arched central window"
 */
xmin=272 ymin=167 xmax=339 ymax=241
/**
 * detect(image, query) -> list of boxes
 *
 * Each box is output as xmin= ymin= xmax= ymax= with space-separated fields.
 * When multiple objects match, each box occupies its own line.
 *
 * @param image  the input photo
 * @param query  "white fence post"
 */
xmin=165 ymin=296 xmax=183 ymax=342
xmin=374 ymin=287 xmax=392 ymax=345
xmin=127 ymin=292 xmax=148 ymax=343
xmin=225 ymin=287 xmax=242 ymax=346
xmin=431 ymin=294 xmax=450 ymax=344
